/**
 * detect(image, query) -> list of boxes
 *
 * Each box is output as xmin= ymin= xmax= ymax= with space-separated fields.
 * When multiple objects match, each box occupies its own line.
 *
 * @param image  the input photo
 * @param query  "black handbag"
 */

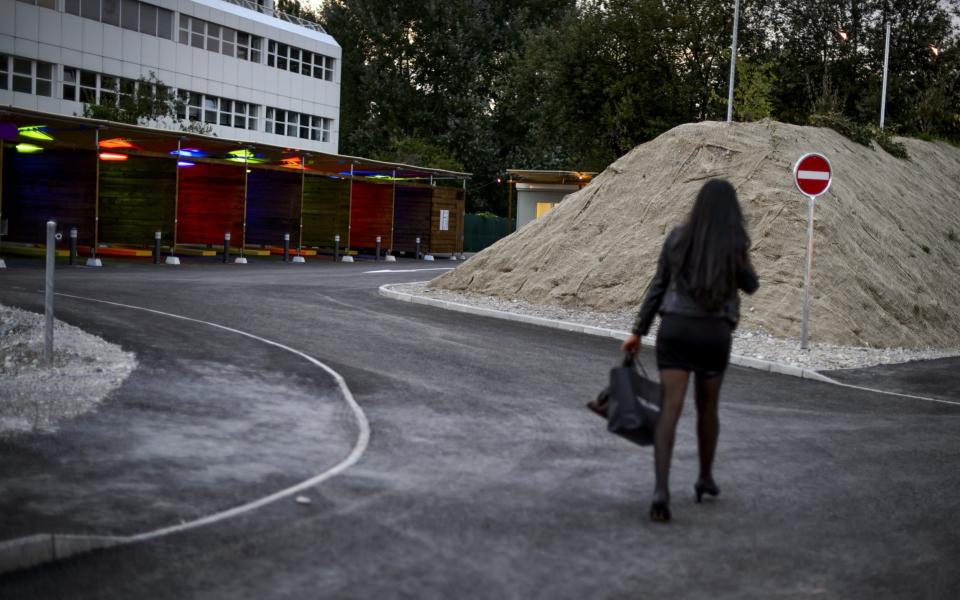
xmin=587 ymin=354 xmax=662 ymax=445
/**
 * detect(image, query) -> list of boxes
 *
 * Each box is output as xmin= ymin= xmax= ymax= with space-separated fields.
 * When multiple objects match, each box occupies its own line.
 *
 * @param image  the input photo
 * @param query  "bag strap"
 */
xmin=622 ymin=352 xmax=650 ymax=377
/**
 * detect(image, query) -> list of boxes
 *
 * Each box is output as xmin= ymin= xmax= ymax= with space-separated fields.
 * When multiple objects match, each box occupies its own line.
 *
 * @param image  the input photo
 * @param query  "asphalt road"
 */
xmin=1 ymin=257 xmax=958 ymax=599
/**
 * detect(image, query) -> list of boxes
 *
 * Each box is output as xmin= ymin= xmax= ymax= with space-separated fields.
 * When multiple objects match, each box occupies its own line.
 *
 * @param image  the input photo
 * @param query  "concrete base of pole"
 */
xmin=0 ymin=259 xmax=6 ymax=269
xmin=341 ymin=256 xmax=354 ymax=263
xmin=423 ymin=255 xmax=435 ymax=261
xmin=165 ymin=256 xmax=181 ymax=265
xmin=448 ymin=255 xmax=458 ymax=261
xmin=292 ymin=256 xmax=306 ymax=264
xmin=85 ymin=258 xmax=102 ymax=268
xmin=234 ymin=257 xmax=248 ymax=264
xmin=385 ymin=255 xmax=397 ymax=262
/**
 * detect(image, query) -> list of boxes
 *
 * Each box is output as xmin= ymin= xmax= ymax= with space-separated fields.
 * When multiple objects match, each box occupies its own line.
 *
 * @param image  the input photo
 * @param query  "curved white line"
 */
xmin=55 ymin=292 xmax=371 ymax=543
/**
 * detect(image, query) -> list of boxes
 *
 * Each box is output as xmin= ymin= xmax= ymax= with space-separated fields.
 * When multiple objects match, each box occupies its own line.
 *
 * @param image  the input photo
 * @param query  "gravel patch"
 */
xmin=0 ymin=304 xmax=136 ymax=437
xmin=388 ymin=282 xmax=960 ymax=372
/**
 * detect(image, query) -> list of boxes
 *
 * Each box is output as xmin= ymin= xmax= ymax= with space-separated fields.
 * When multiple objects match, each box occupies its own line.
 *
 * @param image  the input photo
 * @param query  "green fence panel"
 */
xmin=464 ymin=214 xmax=511 ymax=252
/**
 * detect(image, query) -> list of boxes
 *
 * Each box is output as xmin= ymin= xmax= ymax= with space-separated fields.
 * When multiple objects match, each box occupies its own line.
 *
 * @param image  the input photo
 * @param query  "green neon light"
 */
xmin=18 ymin=126 xmax=54 ymax=141
xmin=226 ymin=157 xmax=266 ymax=164
xmin=228 ymin=149 xmax=255 ymax=159
xmin=15 ymin=143 xmax=44 ymax=153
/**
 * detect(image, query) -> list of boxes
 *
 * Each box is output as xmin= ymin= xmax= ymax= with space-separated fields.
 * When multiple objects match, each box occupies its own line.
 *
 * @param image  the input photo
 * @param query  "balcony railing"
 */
xmin=220 ymin=0 xmax=327 ymax=34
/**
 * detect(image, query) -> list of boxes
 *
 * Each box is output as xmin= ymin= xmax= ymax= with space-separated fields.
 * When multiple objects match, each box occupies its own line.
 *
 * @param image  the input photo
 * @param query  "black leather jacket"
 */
xmin=632 ymin=227 xmax=759 ymax=336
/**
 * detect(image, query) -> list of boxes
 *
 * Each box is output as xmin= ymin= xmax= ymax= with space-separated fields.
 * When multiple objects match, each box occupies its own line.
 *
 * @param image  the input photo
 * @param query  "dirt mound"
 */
xmin=432 ymin=120 xmax=960 ymax=348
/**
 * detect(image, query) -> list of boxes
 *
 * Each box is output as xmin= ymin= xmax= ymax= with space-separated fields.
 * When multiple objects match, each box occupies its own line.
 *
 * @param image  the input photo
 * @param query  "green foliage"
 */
xmin=373 ymin=136 xmax=465 ymax=173
xmin=734 ymin=60 xmax=776 ymax=121
xmin=809 ymin=111 xmax=909 ymax=159
xmin=320 ymin=0 xmax=959 ymax=215
xmin=81 ymin=72 xmax=214 ymax=135
xmin=82 ymin=72 xmax=175 ymax=125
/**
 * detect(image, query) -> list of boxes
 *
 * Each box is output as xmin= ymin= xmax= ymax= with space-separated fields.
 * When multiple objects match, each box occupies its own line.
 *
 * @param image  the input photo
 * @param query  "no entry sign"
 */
xmin=794 ymin=153 xmax=832 ymax=198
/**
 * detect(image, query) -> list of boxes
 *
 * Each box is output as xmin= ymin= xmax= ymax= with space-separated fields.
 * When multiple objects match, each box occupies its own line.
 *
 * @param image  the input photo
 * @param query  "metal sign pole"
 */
xmin=800 ymin=195 xmax=815 ymax=350
xmin=172 ymin=138 xmax=181 ymax=257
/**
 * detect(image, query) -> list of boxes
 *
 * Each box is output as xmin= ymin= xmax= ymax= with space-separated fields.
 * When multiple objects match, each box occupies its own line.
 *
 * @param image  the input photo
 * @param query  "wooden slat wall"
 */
xmin=393 ymin=184 xmax=432 ymax=253
xmin=176 ymin=162 xmax=246 ymax=246
xmin=99 ymin=156 xmax=176 ymax=245
xmin=430 ymin=186 xmax=465 ymax=254
xmin=245 ymin=169 xmax=301 ymax=246
xmin=2 ymin=148 xmax=97 ymax=246
xmin=349 ymin=181 xmax=393 ymax=250
xmin=302 ymin=175 xmax=350 ymax=248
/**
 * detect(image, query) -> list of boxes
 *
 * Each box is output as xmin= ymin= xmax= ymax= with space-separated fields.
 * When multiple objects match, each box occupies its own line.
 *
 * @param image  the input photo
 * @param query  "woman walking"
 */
xmin=621 ymin=179 xmax=758 ymax=523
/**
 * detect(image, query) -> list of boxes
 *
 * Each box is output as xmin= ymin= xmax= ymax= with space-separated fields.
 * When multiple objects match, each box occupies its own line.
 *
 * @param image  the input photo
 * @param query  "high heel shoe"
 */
xmin=649 ymin=492 xmax=671 ymax=522
xmin=694 ymin=480 xmax=720 ymax=503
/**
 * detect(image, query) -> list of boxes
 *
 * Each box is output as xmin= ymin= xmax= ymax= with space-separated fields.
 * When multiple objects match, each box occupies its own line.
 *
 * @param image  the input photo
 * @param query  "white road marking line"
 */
xmin=54 ymin=292 xmax=371 ymax=543
xmin=797 ymin=170 xmax=831 ymax=180
xmin=364 ymin=268 xmax=454 ymax=274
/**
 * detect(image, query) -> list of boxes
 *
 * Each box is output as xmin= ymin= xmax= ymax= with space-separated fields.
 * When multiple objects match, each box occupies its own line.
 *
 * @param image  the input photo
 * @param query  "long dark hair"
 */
xmin=671 ymin=179 xmax=751 ymax=311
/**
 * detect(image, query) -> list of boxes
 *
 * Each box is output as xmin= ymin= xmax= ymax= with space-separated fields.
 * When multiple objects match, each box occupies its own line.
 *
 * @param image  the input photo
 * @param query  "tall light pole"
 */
xmin=880 ymin=22 xmax=891 ymax=129
xmin=726 ymin=0 xmax=741 ymax=122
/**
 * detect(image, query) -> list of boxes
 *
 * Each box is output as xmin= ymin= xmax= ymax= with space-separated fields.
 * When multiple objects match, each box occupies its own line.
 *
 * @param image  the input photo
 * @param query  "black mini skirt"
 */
xmin=655 ymin=314 xmax=733 ymax=377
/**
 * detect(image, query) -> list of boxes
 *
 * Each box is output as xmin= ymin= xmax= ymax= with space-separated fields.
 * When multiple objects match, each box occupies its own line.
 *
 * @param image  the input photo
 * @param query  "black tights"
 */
xmin=653 ymin=369 xmax=724 ymax=500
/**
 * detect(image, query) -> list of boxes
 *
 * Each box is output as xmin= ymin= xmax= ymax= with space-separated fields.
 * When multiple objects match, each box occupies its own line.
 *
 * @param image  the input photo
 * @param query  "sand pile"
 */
xmin=432 ymin=120 xmax=960 ymax=348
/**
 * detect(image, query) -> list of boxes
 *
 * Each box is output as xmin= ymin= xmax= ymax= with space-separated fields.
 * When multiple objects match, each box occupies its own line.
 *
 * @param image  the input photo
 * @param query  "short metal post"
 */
xmin=375 ymin=235 xmax=381 ymax=261
xmin=415 ymin=237 xmax=421 ymax=260
xmin=69 ymin=228 xmax=78 ymax=266
xmin=283 ymin=233 xmax=290 ymax=263
xmin=154 ymin=230 xmax=161 ymax=264
xmin=223 ymin=232 xmax=231 ymax=263
xmin=800 ymin=195 xmax=815 ymax=350
xmin=334 ymin=234 xmax=340 ymax=262
xmin=44 ymin=221 xmax=56 ymax=366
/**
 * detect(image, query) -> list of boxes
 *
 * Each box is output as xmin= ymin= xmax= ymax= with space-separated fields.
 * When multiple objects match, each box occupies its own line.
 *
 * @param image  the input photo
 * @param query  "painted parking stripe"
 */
xmin=54 ymin=292 xmax=371 ymax=543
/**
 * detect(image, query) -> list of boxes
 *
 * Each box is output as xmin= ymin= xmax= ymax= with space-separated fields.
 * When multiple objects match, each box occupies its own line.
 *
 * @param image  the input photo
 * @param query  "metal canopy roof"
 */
xmin=1 ymin=107 xmax=471 ymax=182
xmin=506 ymin=169 xmax=596 ymax=185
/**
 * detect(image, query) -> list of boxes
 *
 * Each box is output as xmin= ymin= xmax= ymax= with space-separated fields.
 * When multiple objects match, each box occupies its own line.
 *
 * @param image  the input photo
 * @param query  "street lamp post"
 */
xmin=880 ymin=22 xmax=891 ymax=129
xmin=726 ymin=0 xmax=741 ymax=123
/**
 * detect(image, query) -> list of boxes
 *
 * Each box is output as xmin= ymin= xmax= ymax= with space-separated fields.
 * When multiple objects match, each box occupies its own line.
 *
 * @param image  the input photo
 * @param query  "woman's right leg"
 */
xmin=654 ymin=368 xmax=690 ymax=500
xmin=694 ymin=372 xmax=724 ymax=488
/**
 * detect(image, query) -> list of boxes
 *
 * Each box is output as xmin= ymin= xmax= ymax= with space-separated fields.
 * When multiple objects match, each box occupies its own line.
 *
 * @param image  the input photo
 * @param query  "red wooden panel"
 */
xmin=349 ymin=181 xmax=393 ymax=250
xmin=393 ymin=185 xmax=432 ymax=253
xmin=176 ymin=163 xmax=246 ymax=246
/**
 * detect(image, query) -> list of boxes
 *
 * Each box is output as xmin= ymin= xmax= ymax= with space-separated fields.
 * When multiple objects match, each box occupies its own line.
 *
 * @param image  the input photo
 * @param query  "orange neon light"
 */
xmin=99 ymin=137 xmax=135 ymax=149
xmin=99 ymin=152 xmax=129 ymax=161
xmin=280 ymin=156 xmax=303 ymax=169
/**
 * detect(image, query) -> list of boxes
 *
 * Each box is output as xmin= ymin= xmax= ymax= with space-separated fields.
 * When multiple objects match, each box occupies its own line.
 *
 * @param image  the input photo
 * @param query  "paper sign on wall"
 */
xmin=439 ymin=209 xmax=450 ymax=231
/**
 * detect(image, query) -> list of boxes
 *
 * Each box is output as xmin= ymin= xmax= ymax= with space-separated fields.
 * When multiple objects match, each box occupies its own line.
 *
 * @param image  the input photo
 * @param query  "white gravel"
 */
xmin=391 ymin=282 xmax=960 ymax=372
xmin=0 ymin=304 xmax=137 ymax=437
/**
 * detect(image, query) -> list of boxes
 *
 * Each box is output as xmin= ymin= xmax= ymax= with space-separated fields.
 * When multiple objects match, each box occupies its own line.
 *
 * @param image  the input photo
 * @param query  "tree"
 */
xmin=81 ymin=72 xmax=213 ymax=134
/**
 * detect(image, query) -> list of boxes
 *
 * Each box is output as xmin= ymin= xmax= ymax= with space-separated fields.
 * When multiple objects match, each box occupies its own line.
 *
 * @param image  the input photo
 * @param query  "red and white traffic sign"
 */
xmin=794 ymin=153 xmax=832 ymax=198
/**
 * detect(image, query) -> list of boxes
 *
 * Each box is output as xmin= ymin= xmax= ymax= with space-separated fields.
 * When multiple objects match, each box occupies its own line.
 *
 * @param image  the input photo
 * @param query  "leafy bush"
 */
xmin=809 ymin=112 xmax=909 ymax=160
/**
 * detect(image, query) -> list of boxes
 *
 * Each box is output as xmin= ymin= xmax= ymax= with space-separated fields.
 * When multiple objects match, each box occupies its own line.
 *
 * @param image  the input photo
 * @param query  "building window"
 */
xmin=175 ymin=90 xmax=259 ymax=129
xmin=268 ymin=41 xmax=335 ymax=82
xmin=0 ymin=55 xmax=9 ymax=91
xmin=265 ymin=107 xmax=333 ymax=142
xmin=178 ymin=16 xmax=261 ymax=63
xmin=66 ymin=0 xmax=173 ymax=40
xmin=9 ymin=58 xmax=53 ymax=97
xmin=17 ymin=0 xmax=58 ymax=8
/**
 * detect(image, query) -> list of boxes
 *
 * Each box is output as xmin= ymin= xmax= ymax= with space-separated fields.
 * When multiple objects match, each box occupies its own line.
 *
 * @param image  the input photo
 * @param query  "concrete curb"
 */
xmin=0 ymin=534 xmax=126 ymax=575
xmin=379 ymin=283 xmax=833 ymax=383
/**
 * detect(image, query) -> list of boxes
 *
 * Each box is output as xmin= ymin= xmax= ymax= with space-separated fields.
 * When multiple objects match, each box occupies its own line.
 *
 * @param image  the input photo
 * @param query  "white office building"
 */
xmin=1 ymin=0 xmax=341 ymax=153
